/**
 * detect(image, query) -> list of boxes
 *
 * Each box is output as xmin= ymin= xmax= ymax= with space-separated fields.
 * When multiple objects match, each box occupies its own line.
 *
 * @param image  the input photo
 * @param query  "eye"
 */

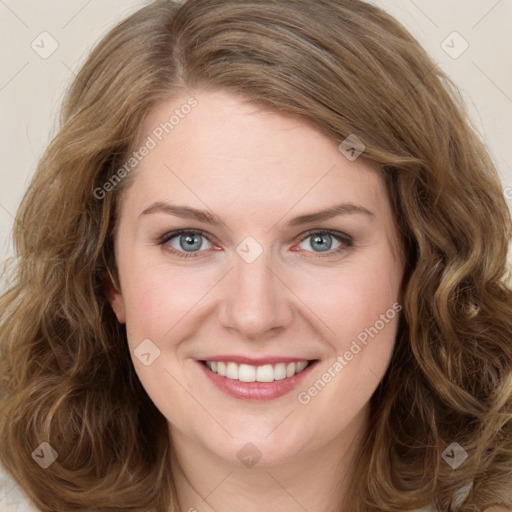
xmin=295 ymin=230 xmax=352 ymax=256
xmin=157 ymin=228 xmax=353 ymax=259
xmin=159 ymin=229 xmax=214 ymax=258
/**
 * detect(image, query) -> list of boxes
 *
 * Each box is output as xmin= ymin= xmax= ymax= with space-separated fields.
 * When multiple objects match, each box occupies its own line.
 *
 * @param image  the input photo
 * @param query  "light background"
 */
xmin=0 ymin=0 xmax=511 ymax=267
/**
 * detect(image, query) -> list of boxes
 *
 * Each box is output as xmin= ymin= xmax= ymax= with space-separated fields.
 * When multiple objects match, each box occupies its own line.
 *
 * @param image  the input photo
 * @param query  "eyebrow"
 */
xmin=139 ymin=201 xmax=374 ymax=227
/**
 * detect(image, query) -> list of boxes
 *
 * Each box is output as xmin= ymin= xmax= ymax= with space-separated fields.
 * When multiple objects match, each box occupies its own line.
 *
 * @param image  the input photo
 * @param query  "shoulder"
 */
xmin=0 ymin=463 xmax=41 ymax=511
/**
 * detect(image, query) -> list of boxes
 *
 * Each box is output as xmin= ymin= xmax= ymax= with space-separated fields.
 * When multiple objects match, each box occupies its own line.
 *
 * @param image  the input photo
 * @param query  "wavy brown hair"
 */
xmin=1 ymin=0 xmax=511 ymax=511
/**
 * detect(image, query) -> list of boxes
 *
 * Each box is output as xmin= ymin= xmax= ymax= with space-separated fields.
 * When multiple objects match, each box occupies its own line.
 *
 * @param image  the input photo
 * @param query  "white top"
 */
xmin=0 ymin=463 xmax=470 ymax=512
xmin=0 ymin=466 xmax=39 ymax=512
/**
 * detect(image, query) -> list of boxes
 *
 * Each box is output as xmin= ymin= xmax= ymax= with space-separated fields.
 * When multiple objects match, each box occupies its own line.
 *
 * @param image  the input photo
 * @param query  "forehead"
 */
xmin=123 ymin=90 xmax=387 ymax=218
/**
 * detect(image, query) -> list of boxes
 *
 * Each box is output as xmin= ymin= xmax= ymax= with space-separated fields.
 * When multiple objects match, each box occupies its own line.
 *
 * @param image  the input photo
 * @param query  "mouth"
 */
xmin=201 ymin=359 xmax=312 ymax=382
xmin=197 ymin=357 xmax=319 ymax=401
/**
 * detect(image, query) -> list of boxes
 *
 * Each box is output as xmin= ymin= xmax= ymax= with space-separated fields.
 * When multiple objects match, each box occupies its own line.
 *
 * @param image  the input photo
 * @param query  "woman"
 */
xmin=0 ymin=0 xmax=511 ymax=510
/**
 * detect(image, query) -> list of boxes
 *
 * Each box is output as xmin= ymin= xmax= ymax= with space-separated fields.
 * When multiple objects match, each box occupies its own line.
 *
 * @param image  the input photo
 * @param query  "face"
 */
xmin=108 ymin=90 xmax=404 ymax=468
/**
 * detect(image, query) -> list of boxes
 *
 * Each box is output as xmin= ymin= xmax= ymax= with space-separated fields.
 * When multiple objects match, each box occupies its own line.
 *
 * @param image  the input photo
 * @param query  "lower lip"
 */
xmin=197 ymin=360 xmax=318 ymax=401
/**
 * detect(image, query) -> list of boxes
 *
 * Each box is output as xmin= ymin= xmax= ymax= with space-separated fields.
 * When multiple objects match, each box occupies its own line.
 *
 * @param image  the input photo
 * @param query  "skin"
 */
xmin=107 ymin=89 xmax=408 ymax=512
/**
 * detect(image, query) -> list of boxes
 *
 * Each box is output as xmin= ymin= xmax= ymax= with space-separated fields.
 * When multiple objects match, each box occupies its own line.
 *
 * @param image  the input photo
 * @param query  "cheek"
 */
xmin=294 ymin=251 xmax=401 ymax=428
xmin=293 ymin=248 xmax=402 ymax=351
xmin=120 ymin=259 xmax=215 ymax=344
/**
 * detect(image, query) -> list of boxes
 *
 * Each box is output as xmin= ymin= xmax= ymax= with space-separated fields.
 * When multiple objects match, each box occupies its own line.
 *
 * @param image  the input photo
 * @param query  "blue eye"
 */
xmin=160 ymin=230 xmax=213 ymax=257
xmin=157 ymin=229 xmax=352 ymax=259
xmin=300 ymin=232 xmax=340 ymax=253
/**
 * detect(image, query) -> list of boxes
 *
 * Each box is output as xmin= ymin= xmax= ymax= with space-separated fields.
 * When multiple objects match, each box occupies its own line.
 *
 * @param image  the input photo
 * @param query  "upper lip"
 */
xmin=199 ymin=355 xmax=316 ymax=365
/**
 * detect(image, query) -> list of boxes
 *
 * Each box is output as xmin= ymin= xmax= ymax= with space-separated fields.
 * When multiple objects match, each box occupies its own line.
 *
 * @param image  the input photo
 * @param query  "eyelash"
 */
xmin=156 ymin=228 xmax=353 ymax=259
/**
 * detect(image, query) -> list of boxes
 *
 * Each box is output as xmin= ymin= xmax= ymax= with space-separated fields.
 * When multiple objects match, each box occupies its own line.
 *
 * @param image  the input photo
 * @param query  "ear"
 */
xmin=103 ymin=272 xmax=126 ymax=324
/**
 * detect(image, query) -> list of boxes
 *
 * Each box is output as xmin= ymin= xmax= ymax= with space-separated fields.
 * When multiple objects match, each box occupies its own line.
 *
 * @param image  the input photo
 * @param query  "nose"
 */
xmin=218 ymin=248 xmax=294 ymax=340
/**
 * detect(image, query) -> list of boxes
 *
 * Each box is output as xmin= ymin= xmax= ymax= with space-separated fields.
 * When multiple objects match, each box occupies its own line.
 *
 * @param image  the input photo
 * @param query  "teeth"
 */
xmin=256 ymin=364 xmax=274 ymax=382
xmin=225 ymin=362 xmax=238 ymax=379
xmin=273 ymin=363 xmax=287 ymax=381
xmin=239 ymin=364 xmax=256 ymax=382
xmin=205 ymin=360 xmax=311 ymax=382
xmin=296 ymin=361 xmax=308 ymax=372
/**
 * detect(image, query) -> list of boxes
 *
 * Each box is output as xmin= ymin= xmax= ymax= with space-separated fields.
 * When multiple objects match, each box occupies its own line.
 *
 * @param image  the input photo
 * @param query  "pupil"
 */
xmin=312 ymin=234 xmax=332 ymax=252
xmin=180 ymin=234 xmax=201 ymax=251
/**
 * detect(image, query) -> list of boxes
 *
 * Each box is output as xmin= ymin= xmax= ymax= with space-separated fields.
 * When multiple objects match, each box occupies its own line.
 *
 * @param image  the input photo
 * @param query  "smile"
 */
xmin=198 ymin=357 xmax=319 ymax=401
xmin=203 ymin=360 xmax=310 ymax=382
